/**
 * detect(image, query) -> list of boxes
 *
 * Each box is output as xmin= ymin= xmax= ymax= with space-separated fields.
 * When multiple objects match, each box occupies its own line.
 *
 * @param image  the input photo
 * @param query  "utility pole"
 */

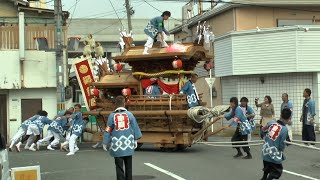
xmin=198 ymin=0 xmax=203 ymax=15
xmin=54 ymin=0 xmax=65 ymax=111
xmin=125 ymin=0 xmax=133 ymax=31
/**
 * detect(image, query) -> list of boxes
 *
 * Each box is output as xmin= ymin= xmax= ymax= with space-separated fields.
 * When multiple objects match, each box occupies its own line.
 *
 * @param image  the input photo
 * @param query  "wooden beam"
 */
xmin=83 ymin=110 xmax=188 ymax=116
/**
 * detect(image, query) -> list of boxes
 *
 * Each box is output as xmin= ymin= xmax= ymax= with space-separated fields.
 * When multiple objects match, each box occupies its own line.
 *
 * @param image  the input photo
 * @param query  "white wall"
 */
xmin=215 ymin=28 xmax=320 ymax=77
xmin=221 ymin=72 xmax=316 ymax=134
xmin=24 ymin=51 xmax=56 ymax=88
xmin=0 ymin=50 xmax=68 ymax=89
xmin=8 ymin=88 xmax=57 ymax=139
xmin=0 ymin=50 xmax=21 ymax=89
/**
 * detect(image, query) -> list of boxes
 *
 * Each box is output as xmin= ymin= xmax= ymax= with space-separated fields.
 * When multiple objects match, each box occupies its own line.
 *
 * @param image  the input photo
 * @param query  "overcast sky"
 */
xmin=55 ymin=0 xmax=189 ymax=19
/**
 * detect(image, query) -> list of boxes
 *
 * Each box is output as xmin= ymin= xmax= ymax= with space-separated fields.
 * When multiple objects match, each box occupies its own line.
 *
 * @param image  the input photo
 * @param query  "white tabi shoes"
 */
xmin=47 ymin=145 xmax=55 ymax=151
xmin=15 ymin=142 xmax=22 ymax=152
xmin=29 ymin=143 xmax=37 ymax=151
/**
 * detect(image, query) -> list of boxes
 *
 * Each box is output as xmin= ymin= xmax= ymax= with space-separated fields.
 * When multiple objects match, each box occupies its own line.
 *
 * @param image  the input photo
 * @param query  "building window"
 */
xmin=33 ymin=37 xmax=48 ymax=50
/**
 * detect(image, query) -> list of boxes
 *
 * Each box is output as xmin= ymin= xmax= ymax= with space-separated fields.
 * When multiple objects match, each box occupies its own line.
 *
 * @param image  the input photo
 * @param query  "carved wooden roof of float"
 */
xmin=112 ymin=43 xmax=213 ymax=62
xmin=90 ymin=73 xmax=138 ymax=88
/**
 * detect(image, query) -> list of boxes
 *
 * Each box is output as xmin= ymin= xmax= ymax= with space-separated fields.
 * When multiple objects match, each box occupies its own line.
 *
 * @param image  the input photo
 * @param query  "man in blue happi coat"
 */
xmin=19 ymin=112 xmax=52 ymax=151
xmin=103 ymin=96 xmax=142 ymax=180
xmin=143 ymin=11 xmax=171 ymax=55
xmin=260 ymin=108 xmax=291 ymax=180
xmin=9 ymin=110 xmax=47 ymax=152
xmin=180 ymin=74 xmax=200 ymax=108
xmin=219 ymin=97 xmax=252 ymax=159
xmin=240 ymin=97 xmax=256 ymax=142
xmin=300 ymin=88 xmax=316 ymax=146
xmin=37 ymin=110 xmax=73 ymax=151
xmin=145 ymin=81 xmax=161 ymax=98
xmin=66 ymin=111 xmax=89 ymax=156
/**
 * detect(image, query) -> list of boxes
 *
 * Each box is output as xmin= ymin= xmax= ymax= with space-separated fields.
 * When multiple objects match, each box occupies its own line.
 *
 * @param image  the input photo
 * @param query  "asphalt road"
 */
xmin=8 ymin=136 xmax=320 ymax=180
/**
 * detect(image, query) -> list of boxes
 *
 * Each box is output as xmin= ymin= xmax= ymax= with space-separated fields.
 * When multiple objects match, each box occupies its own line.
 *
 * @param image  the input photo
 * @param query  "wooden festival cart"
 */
xmin=78 ymin=24 xmax=225 ymax=150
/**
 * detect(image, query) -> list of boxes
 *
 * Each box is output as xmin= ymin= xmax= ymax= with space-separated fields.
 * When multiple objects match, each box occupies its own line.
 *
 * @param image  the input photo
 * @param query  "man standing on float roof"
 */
xmin=143 ymin=11 xmax=171 ymax=55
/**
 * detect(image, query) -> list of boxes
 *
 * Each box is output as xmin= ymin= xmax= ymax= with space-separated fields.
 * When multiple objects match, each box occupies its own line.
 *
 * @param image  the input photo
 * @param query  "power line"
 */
xmin=92 ymin=15 xmax=127 ymax=35
xmin=70 ymin=10 xmax=127 ymax=23
xmin=72 ymin=8 xmax=126 ymax=19
xmin=67 ymin=0 xmax=80 ymax=28
xmin=106 ymin=0 xmax=124 ymax=29
xmin=67 ymin=1 xmax=144 ymax=23
xmin=143 ymin=0 xmax=183 ymax=23
xmin=136 ymin=0 xmax=320 ymax=13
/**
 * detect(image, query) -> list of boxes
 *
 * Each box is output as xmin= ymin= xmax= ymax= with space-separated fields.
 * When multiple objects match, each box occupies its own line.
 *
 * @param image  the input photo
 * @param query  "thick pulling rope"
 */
xmin=201 ymin=143 xmax=264 ymax=147
xmin=291 ymin=140 xmax=320 ymax=144
xmin=198 ymin=140 xmax=264 ymax=144
xmin=285 ymin=141 xmax=320 ymax=150
xmin=197 ymin=140 xmax=320 ymax=150
xmin=187 ymin=105 xmax=320 ymax=151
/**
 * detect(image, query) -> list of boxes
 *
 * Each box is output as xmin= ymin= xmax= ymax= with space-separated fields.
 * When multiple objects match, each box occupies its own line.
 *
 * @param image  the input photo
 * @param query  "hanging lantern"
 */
xmin=172 ymin=59 xmax=183 ymax=69
xmin=114 ymin=62 xmax=123 ymax=72
xmin=90 ymin=88 xmax=100 ymax=97
xmin=122 ymin=88 xmax=131 ymax=96
xmin=204 ymin=61 xmax=213 ymax=71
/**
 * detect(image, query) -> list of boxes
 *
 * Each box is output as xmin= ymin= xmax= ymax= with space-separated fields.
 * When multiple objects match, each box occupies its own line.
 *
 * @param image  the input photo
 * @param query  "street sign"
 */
xmin=11 ymin=165 xmax=41 ymax=180
xmin=205 ymin=78 xmax=216 ymax=88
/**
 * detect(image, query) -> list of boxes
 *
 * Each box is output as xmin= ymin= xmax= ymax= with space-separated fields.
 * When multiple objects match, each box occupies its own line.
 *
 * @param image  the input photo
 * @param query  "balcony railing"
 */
xmin=0 ymin=25 xmax=67 ymax=50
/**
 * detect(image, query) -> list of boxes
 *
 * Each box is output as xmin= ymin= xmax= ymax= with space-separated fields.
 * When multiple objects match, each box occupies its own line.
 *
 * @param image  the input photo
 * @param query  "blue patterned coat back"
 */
xmin=103 ymin=107 xmax=142 ymax=158
xmin=224 ymin=106 xmax=252 ymax=135
xmin=180 ymin=81 xmax=200 ymax=108
xmin=144 ymin=16 xmax=169 ymax=39
xmin=31 ymin=116 xmax=52 ymax=132
xmin=261 ymin=120 xmax=288 ymax=164
xmin=302 ymin=99 xmax=316 ymax=126
xmin=240 ymin=105 xmax=256 ymax=130
xmin=70 ymin=112 xmax=86 ymax=137
xmin=20 ymin=115 xmax=40 ymax=130
xmin=48 ymin=116 xmax=69 ymax=135
xmin=145 ymin=85 xmax=161 ymax=98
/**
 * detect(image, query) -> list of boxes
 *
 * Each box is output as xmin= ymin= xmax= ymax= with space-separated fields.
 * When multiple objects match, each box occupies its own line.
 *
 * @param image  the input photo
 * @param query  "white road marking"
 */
xmin=12 ymin=149 xmax=99 ymax=156
xmin=41 ymin=167 xmax=103 ymax=175
xmin=283 ymin=170 xmax=319 ymax=180
xmin=144 ymin=163 xmax=186 ymax=180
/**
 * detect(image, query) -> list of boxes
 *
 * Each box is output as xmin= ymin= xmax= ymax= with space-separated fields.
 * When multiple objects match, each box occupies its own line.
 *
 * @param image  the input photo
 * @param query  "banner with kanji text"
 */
xmin=73 ymin=58 xmax=96 ymax=110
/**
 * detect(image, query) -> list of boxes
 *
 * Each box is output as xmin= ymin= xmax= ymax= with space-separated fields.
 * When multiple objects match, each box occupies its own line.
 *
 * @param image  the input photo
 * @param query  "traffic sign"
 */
xmin=205 ymin=78 xmax=215 ymax=88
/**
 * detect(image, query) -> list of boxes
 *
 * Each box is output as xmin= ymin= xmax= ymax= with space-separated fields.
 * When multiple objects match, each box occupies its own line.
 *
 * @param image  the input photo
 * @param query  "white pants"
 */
xmin=26 ymin=124 xmax=40 ymax=136
xmin=25 ymin=135 xmax=35 ymax=147
xmin=38 ymin=130 xmax=61 ymax=147
xmin=11 ymin=127 xmax=26 ymax=143
xmin=286 ymin=125 xmax=293 ymax=140
xmin=68 ymin=134 xmax=79 ymax=153
xmin=10 ymin=128 xmax=34 ymax=147
xmin=144 ymin=34 xmax=168 ymax=48
xmin=247 ymin=133 xmax=252 ymax=142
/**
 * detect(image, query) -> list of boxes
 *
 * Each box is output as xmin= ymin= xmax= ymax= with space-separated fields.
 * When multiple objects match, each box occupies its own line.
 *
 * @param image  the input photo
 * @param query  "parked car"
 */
xmin=0 ymin=133 xmax=10 ymax=180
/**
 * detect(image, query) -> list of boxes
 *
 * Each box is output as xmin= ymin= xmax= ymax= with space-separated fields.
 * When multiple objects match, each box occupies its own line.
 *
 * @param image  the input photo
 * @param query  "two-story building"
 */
xmin=170 ymin=0 xmax=320 ymax=134
xmin=0 ymin=0 xmax=69 ymax=140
